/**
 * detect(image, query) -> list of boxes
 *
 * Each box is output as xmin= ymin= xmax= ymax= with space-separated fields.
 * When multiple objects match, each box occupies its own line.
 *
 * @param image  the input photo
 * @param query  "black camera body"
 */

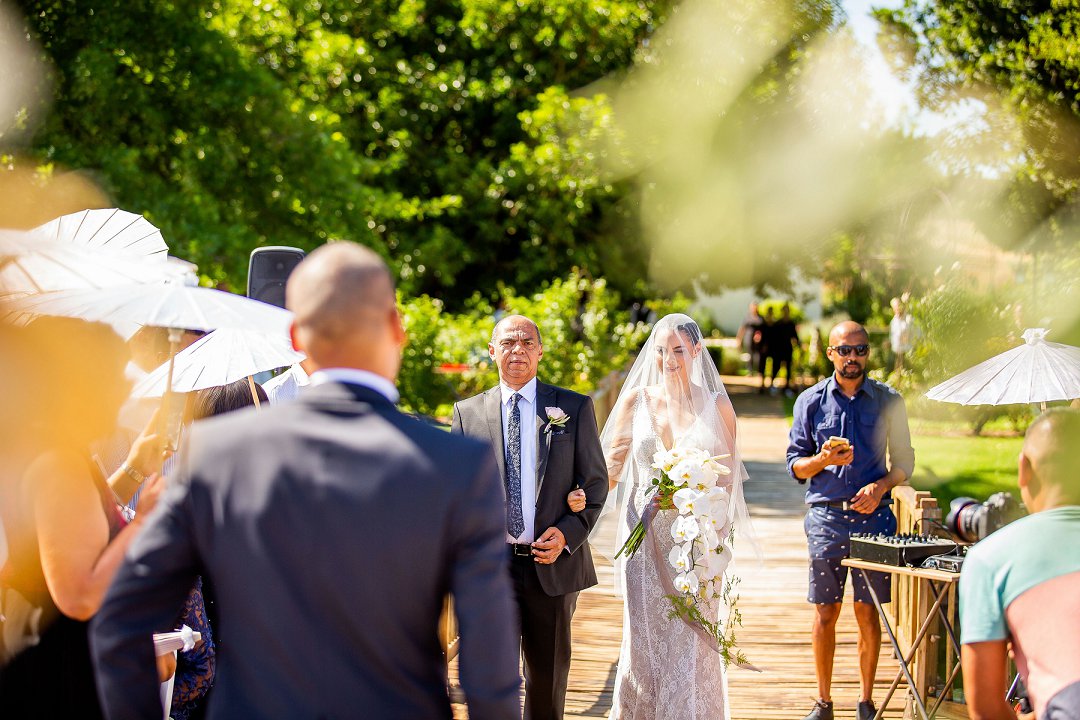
xmin=945 ymin=492 xmax=1025 ymax=543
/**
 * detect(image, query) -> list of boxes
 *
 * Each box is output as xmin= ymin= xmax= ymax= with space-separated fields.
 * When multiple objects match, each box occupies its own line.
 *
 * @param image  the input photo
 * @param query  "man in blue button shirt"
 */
xmin=787 ymin=321 xmax=916 ymax=720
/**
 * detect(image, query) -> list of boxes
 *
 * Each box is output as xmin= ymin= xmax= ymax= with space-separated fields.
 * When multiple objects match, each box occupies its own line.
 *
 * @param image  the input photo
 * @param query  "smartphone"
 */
xmin=827 ymin=435 xmax=851 ymax=450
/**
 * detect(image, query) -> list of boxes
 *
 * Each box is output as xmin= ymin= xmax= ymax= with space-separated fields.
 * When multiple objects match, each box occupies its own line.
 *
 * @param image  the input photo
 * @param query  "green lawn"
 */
xmin=910 ymin=433 xmax=1023 ymax=509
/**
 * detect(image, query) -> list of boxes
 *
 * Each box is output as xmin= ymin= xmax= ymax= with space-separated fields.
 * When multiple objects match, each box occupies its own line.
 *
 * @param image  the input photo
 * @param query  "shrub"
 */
xmin=398 ymin=270 xmax=649 ymax=415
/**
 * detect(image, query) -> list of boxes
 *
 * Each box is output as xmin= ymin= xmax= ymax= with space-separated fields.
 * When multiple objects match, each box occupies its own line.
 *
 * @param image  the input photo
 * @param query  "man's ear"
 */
xmin=390 ymin=306 xmax=406 ymax=347
xmin=289 ymin=322 xmax=303 ymax=353
xmin=1018 ymin=451 xmax=1039 ymax=499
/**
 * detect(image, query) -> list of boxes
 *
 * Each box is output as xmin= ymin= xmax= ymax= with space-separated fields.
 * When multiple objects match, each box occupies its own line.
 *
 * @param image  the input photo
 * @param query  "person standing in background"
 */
xmin=787 ymin=320 xmax=916 ymax=720
xmin=736 ymin=302 xmax=764 ymax=378
xmin=889 ymin=298 xmax=916 ymax=373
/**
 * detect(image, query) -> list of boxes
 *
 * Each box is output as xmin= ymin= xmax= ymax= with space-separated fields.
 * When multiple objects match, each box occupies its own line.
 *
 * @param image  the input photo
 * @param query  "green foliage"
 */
xmin=908 ymin=271 xmax=1019 ymax=384
xmin=397 ymin=270 xmax=648 ymax=415
xmin=879 ymin=0 xmax=1080 ymax=253
xmin=10 ymin=0 xmax=667 ymax=300
xmin=896 ymin=269 xmax=1028 ymax=434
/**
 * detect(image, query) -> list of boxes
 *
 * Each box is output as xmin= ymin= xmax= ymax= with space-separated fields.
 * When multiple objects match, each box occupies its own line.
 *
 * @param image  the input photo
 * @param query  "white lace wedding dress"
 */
xmin=609 ymin=391 xmax=731 ymax=720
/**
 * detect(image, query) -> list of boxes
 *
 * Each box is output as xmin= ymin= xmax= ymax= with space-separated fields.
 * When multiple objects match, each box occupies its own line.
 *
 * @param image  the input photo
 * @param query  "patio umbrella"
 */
xmin=925 ymin=328 xmax=1080 ymax=407
xmin=32 ymin=208 xmax=169 ymax=260
xmin=132 ymin=327 xmax=304 ymax=398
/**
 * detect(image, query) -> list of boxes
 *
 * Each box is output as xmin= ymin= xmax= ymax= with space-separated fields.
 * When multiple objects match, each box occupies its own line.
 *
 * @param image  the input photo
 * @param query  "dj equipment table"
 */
xmin=841 ymin=559 xmax=962 ymax=720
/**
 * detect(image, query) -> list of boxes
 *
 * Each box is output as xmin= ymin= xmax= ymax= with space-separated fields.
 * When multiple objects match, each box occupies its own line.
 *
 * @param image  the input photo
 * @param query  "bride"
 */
xmin=569 ymin=313 xmax=756 ymax=720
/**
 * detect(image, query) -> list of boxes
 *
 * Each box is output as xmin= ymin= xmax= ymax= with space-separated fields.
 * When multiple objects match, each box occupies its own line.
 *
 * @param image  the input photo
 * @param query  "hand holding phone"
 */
xmin=821 ymin=435 xmax=853 ymax=467
xmin=160 ymin=392 xmax=187 ymax=454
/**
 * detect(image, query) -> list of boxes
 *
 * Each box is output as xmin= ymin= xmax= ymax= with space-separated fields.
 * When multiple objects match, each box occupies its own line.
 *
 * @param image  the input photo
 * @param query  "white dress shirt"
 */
xmin=500 ymin=378 xmax=537 ymax=543
xmin=308 ymin=367 xmax=400 ymax=404
xmin=261 ymin=363 xmax=311 ymax=404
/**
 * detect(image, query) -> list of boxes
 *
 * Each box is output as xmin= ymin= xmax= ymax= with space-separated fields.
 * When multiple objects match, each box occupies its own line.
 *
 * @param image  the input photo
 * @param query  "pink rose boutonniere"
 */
xmin=544 ymin=407 xmax=569 ymax=433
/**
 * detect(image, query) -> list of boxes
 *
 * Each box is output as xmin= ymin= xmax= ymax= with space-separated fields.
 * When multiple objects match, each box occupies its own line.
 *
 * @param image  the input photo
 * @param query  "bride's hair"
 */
xmin=674 ymin=319 xmax=702 ymax=346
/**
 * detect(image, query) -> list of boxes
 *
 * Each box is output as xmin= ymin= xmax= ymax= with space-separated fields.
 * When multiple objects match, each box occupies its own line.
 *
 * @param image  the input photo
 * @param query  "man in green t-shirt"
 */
xmin=960 ymin=408 xmax=1080 ymax=720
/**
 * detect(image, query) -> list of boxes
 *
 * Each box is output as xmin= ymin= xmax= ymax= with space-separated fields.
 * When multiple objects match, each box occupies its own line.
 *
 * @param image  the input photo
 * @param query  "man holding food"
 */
xmin=786 ymin=320 xmax=916 ymax=720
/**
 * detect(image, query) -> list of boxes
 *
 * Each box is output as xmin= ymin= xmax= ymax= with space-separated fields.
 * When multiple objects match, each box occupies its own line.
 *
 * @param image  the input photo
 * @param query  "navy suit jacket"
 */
xmin=91 ymin=382 xmax=520 ymax=720
xmin=450 ymin=381 xmax=608 ymax=597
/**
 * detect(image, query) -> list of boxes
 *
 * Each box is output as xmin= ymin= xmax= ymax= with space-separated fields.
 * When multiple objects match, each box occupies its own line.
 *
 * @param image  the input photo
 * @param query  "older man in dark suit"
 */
xmin=451 ymin=315 xmax=608 ymax=720
xmin=91 ymin=243 xmax=520 ymax=720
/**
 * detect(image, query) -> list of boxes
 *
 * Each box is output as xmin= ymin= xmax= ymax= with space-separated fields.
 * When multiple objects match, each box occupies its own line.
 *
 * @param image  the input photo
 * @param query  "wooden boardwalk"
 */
xmin=455 ymin=378 xmax=945 ymax=719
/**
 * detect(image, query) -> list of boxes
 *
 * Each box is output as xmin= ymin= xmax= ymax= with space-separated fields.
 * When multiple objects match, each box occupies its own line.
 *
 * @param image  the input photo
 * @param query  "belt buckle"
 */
xmin=511 ymin=543 xmax=532 ymax=557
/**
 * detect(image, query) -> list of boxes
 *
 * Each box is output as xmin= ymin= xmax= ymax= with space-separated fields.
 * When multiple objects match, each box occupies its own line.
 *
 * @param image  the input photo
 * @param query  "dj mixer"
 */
xmin=849 ymin=533 xmax=958 ymax=568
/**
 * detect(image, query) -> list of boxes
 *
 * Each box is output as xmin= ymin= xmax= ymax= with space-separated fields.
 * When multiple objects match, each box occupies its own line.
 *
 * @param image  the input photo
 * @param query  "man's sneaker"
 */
xmin=856 ymin=700 xmax=877 ymax=720
xmin=803 ymin=699 xmax=834 ymax=720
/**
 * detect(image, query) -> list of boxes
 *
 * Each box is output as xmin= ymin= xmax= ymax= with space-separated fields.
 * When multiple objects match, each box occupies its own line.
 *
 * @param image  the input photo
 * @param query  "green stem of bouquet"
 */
xmin=664 ymin=575 xmax=747 ymax=668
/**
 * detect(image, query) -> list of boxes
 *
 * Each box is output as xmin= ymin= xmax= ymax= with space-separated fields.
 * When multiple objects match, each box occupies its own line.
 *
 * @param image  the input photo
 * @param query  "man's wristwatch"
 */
xmin=120 ymin=462 xmax=147 ymax=486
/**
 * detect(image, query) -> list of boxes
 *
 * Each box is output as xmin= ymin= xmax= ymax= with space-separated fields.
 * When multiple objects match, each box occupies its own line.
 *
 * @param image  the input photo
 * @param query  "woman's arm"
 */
xmin=715 ymin=392 xmax=737 ymax=441
xmin=602 ymin=391 xmax=639 ymax=491
xmin=31 ymin=449 xmax=166 ymax=621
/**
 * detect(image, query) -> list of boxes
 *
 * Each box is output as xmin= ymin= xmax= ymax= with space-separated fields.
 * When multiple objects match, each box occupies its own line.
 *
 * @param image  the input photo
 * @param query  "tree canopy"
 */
xmin=879 ymin=0 xmax=1080 ymax=253
xmin=9 ymin=0 xmax=666 ymax=300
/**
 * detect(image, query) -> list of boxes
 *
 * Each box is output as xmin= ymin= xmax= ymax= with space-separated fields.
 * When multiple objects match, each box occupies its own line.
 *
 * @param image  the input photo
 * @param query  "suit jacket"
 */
xmin=451 ymin=381 xmax=608 ymax=597
xmin=90 ymin=382 xmax=520 ymax=720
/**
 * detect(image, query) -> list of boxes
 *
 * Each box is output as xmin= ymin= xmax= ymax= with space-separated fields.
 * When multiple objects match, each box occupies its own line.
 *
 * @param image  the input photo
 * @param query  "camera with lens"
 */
xmin=945 ymin=492 xmax=1025 ymax=543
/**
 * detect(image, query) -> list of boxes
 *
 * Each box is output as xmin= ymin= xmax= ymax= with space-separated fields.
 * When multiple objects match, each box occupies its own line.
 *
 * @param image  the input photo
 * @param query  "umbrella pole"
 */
xmin=161 ymin=328 xmax=183 ymax=453
xmin=247 ymin=375 xmax=262 ymax=409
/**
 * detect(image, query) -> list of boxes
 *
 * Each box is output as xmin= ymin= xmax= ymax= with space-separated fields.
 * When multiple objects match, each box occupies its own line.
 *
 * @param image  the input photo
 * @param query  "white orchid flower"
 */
xmin=671 ymin=515 xmax=700 ymax=543
xmin=651 ymin=447 xmax=681 ymax=473
xmin=700 ymin=522 xmax=720 ymax=550
xmin=672 ymin=488 xmax=704 ymax=515
xmin=670 ymin=458 xmax=706 ymax=487
xmin=674 ymin=570 xmax=700 ymax=594
xmin=668 ymin=545 xmax=691 ymax=571
xmin=705 ymin=453 xmax=733 ymax=476
xmin=705 ymin=486 xmax=731 ymax=521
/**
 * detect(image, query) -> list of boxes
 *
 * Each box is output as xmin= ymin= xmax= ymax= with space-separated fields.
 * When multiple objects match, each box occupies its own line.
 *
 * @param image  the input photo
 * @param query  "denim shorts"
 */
xmin=804 ymin=505 xmax=896 ymax=605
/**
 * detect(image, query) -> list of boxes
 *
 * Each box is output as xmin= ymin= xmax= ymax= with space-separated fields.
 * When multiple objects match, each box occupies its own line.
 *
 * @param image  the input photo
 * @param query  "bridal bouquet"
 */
xmin=615 ymin=445 xmax=747 ymax=666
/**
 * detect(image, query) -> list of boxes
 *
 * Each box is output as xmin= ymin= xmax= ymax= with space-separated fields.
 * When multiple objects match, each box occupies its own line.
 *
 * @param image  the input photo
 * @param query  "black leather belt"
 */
xmin=509 ymin=543 xmax=534 ymax=557
xmin=811 ymin=498 xmax=893 ymax=511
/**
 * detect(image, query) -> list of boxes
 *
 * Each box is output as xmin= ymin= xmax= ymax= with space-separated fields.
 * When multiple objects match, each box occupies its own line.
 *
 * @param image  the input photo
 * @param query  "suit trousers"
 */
xmin=509 ymin=551 xmax=578 ymax=720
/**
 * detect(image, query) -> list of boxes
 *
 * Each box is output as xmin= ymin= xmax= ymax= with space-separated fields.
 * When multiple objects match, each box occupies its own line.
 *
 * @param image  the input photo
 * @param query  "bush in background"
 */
xmin=399 ymin=270 xmax=649 ymax=416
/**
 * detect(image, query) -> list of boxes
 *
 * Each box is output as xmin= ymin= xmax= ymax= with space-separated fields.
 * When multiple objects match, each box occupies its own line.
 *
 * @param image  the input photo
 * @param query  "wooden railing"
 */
xmin=889 ymin=485 xmax=957 ymax=702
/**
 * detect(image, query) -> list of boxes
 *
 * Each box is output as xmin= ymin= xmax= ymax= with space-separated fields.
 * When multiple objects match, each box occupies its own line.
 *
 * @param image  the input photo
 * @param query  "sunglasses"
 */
xmin=829 ymin=344 xmax=870 ymax=357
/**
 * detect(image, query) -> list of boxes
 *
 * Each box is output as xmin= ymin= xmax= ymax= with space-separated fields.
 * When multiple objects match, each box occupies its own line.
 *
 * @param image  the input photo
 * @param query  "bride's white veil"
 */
xmin=594 ymin=313 xmax=760 ymax=601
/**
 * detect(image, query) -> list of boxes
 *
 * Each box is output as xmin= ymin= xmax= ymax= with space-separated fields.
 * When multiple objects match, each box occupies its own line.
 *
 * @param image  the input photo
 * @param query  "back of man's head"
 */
xmin=286 ymin=242 xmax=401 ymax=377
xmin=1021 ymin=408 xmax=1080 ymax=509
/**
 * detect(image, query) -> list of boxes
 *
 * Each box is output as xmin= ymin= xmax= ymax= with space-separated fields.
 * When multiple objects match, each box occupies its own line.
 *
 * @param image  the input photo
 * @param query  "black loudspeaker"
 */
xmin=247 ymin=246 xmax=306 ymax=308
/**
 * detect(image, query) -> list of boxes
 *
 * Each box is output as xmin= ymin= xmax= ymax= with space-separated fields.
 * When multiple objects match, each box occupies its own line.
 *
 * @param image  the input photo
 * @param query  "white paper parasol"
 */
xmin=5 ymin=282 xmax=293 ymax=335
xmin=925 ymin=328 xmax=1080 ymax=406
xmin=32 ymin=208 xmax=169 ymax=260
xmin=132 ymin=328 xmax=304 ymax=397
xmin=0 ymin=229 xmax=175 ymax=296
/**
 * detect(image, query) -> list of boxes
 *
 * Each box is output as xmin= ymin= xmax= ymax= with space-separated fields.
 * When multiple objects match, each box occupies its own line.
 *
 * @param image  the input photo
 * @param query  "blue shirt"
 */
xmin=786 ymin=375 xmax=915 ymax=504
